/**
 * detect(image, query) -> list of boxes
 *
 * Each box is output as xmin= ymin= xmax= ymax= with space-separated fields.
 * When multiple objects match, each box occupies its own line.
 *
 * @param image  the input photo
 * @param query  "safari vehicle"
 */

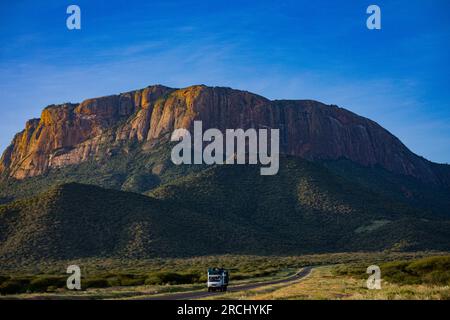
xmin=207 ymin=268 xmax=229 ymax=292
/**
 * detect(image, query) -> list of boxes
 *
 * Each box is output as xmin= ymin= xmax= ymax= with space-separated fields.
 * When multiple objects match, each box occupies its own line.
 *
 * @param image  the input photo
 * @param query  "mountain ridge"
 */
xmin=1 ymin=84 xmax=448 ymax=186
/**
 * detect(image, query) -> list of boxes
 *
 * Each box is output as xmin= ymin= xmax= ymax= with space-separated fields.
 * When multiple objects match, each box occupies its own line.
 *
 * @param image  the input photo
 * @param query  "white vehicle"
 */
xmin=207 ymin=268 xmax=229 ymax=292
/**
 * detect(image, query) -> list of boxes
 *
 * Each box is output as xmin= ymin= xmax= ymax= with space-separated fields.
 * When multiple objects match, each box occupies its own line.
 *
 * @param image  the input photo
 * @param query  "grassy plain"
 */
xmin=206 ymin=266 xmax=450 ymax=300
xmin=1 ymin=252 xmax=448 ymax=299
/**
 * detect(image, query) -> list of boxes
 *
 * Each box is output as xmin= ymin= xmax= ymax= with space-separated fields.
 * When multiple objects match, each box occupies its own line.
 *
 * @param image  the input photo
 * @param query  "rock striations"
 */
xmin=0 ymin=84 xmax=444 ymax=184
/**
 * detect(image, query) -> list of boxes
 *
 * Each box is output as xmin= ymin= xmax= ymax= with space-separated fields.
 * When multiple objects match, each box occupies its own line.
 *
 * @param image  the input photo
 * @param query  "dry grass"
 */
xmin=0 ymin=272 xmax=292 ymax=300
xmin=207 ymin=266 xmax=450 ymax=300
xmin=3 ymin=266 xmax=449 ymax=300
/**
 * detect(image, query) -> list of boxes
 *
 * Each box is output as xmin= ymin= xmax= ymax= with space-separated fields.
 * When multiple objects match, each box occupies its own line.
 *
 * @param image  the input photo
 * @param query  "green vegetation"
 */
xmin=334 ymin=255 xmax=450 ymax=286
xmin=0 ymin=142 xmax=203 ymax=201
xmin=149 ymin=156 xmax=450 ymax=253
xmin=322 ymin=159 xmax=450 ymax=218
xmin=1 ymin=156 xmax=449 ymax=266
xmin=1 ymin=252 xmax=447 ymax=297
xmin=145 ymin=272 xmax=201 ymax=285
xmin=208 ymin=265 xmax=450 ymax=300
xmin=0 ymin=272 xmax=199 ymax=295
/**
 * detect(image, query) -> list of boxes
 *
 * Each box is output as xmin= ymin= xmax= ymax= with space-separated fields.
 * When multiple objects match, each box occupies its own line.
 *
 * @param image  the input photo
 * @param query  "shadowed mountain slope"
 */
xmin=1 ymin=158 xmax=449 ymax=265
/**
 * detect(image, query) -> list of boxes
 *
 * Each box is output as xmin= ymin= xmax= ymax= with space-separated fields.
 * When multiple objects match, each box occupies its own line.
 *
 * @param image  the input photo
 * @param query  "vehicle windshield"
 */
xmin=208 ymin=275 xmax=221 ymax=282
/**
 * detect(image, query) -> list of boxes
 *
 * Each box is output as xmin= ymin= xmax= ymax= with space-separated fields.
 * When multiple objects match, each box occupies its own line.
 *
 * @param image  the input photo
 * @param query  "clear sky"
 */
xmin=0 ymin=0 xmax=449 ymax=163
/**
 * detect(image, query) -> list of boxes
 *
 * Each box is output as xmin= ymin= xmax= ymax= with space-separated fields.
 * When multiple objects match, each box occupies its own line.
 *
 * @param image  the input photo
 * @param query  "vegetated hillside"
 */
xmin=0 ymin=158 xmax=449 ymax=265
xmin=322 ymin=159 xmax=450 ymax=216
xmin=149 ymin=156 xmax=450 ymax=254
xmin=0 ymin=182 xmax=261 ymax=262
xmin=0 ymin=141 xmax=449 ymax=222
xmin=0 ymin=142 xmax=202 ymax=201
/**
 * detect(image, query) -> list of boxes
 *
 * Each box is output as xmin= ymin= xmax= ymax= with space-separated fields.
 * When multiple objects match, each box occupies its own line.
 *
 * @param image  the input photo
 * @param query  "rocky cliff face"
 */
xmin=0 ymin=85 xmax=175 ymax=179
xmin=0 ymin=84 xmax=444 ymax=183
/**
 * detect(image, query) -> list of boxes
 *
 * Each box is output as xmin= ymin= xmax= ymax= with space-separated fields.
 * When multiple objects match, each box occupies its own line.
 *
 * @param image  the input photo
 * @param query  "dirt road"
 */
xmin=143 ymin=267 xmax=312 ymax=300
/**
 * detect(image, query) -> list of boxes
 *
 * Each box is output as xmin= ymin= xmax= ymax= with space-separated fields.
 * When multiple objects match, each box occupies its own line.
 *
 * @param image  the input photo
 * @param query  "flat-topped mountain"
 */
xmin=1 ymin=85 xmax=447 ymax=185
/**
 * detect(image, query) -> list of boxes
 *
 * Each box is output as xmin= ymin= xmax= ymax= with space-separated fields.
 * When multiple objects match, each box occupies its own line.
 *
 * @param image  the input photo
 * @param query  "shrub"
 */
xmin=46 ymin=286 xmax=59 ymax=292
xmin=84 ymin=278 xmax=109 ymax=289
xmin=0 ymin=275 xmax=10 ymax=285
xmin=229 ymin=273 xmax=251 ymax=280
xmin=145 ymin=272 xmax=200 ymax=285
xmin=28 ymin=276 xmax=66 ymax=292
xmin=0 ymin=279 xmax=30 ymax=295
xmin=424 ymin=271 xmax=450 ymax=285
xmin=333 ymin=256 xmax=450 ymax=286
xmin=117 ymin=274 xmax=146 ymax=286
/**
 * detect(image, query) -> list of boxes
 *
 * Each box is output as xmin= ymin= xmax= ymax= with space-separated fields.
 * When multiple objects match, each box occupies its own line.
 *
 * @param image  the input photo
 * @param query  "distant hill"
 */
xmin=0 ymin=182 xmax=255 ymax=262
xmin=149 ymin=156 xmax=450 ymax=253
xmin=1 ymin=157 xmax=449 ymax=265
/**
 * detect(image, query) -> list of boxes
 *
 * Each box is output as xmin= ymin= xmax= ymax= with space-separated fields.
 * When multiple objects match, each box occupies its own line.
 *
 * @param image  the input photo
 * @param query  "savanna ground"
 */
xmin=0 ymin=252 xmax=449 ymax=300
xmin=206 ymin=266 xmax=450 ymax=300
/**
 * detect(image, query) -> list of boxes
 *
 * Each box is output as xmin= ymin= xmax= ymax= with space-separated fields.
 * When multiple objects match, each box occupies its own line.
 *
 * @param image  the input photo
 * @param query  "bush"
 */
xmin=252 ymin=268 xmax=278 ymax=278
xmin=0 ymin=279 xmax=30 ymax=295
xmin=333 ymin=256 xmax=450 ymax=286
xmin=424 ymin=271 xmax=450 ymax=285
xmin=116 ymin=274 xmax=146 ymax=286
xmin=84 ymin=278 xmax=109 ymax=289
xmin=0 ymin=275 xmax=10 ymax=285
xmin=407 ymin=256 xmax=450 ymax=274
xmin=333 ymin=265 xmax=366 ymax=277
xmin=145 ymin=272 xmax=200 ymax=285
xmin=228 ymin=273 xmax=246 ymax=280
xmin=28 ymin=276 xmax=65 ymax=292
xmin=98 ymin=273 xmax=147 ymax=287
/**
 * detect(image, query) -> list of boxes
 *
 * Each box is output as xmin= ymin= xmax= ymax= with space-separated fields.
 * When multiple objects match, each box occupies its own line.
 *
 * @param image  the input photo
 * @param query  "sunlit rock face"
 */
xmin=0 ymin=84 xmax=440 ymax=183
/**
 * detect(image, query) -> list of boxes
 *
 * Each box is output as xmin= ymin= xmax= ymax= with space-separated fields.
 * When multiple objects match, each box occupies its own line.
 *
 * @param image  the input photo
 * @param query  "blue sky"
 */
xmin=0 ymin=0 xmax=449 ymax=163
